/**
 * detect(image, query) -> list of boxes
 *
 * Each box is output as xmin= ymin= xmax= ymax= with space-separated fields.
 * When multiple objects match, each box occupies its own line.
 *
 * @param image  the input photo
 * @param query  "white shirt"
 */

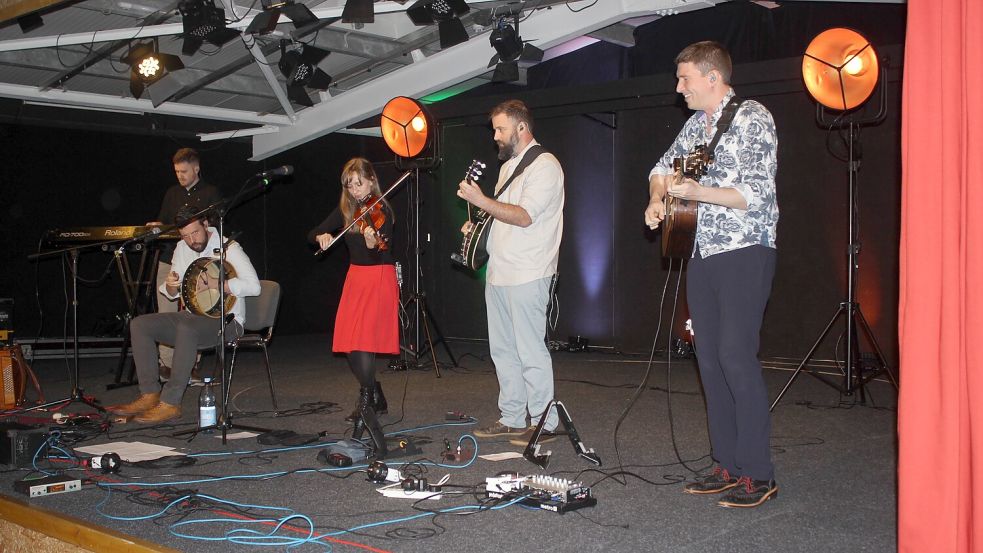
xmin=161 ymin=227 xmax=261 ymax=325
xmin=486 ymin=141 xmax=565 ymax=286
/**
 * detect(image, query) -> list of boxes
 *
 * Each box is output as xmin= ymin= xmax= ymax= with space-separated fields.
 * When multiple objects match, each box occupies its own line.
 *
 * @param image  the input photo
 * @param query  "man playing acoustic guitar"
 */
xmin=644 ymin=41 xmax=780 ymax=508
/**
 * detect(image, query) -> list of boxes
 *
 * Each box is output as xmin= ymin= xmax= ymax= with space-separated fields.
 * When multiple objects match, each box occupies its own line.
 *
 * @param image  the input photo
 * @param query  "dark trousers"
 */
xmin=131 ymin=311 xmax=241 ymax=406
xmin=687 ymin=245 xmax=776 ymax=481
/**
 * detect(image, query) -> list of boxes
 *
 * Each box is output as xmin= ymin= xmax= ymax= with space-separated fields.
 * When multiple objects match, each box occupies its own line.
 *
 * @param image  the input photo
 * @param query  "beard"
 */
xmin=496 ymin=132 xmax=520 ymax=161
xmin=189 ymin=239 xmax=208 ymax=253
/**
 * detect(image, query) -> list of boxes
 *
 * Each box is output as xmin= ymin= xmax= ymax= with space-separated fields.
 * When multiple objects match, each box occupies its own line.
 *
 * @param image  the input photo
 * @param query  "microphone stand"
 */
xmin=173 ymin=175 xmax=276 ymax=444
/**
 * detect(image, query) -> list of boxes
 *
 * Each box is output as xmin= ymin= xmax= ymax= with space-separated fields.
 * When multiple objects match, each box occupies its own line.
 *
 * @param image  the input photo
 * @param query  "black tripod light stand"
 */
xmin=377 ymin=96 xmax=458 ymax=375
xmin=397 ymin=168 xmax=458 ymax=376
xmin=771 ymin=30 xmax=899 ymax=410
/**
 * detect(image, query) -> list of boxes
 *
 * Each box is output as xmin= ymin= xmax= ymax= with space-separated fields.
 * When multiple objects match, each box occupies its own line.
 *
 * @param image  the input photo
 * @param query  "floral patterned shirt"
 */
xmin=649 ymin=89 xmax=779 ymax=258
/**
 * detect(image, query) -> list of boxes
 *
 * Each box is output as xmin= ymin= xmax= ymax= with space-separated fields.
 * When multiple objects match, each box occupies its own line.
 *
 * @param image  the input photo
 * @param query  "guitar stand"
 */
xmin=522 ymin=400 xmax=602 ymax=470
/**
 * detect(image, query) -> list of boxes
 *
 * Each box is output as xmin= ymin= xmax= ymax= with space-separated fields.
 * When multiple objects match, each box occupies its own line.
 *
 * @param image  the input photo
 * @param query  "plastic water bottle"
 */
xmin=199 ymin=377 xmax=217 ymax=433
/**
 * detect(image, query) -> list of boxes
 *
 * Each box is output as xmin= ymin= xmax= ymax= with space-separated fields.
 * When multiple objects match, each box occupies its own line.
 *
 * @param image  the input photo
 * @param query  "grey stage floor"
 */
xmin=0 ymin=334 xmax=897 ymax=552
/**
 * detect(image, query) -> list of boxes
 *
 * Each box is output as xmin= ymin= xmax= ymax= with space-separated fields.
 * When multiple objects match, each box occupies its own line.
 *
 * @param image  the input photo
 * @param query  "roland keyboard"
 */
xmin=43 ymin=226 xmax=181 ymax=248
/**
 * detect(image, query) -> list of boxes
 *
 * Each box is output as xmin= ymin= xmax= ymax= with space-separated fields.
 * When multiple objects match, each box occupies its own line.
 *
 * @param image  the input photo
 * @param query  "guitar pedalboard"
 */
xmin=485 ymin=474 xmax=596 ymax=514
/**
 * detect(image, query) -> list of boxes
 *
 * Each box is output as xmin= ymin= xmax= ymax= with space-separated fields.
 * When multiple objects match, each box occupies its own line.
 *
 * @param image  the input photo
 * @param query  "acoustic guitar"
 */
xmin=661 ymin=144 xmax=712 ymax=258
xmin=451 ymin=160 xmax=489 ymax=270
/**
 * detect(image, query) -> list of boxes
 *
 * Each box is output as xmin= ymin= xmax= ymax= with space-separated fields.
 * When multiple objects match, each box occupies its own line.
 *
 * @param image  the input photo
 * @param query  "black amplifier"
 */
xmin=0 ymin=422 xmax=47 ymax=468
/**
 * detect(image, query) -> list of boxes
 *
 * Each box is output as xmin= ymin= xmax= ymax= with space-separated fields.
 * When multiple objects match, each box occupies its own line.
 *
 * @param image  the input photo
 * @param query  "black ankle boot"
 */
xmin=346 ymin=382 xmax=387 ymax=422
xmin=351 ymin=385 xmax=374 ymax=438
xmin=372 ymin=381 xmax=388 ymax=415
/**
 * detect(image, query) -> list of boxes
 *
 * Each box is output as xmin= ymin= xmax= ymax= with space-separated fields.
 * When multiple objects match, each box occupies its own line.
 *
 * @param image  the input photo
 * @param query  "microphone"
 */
xmin=257 ymin=165 xmax=293 ymax=182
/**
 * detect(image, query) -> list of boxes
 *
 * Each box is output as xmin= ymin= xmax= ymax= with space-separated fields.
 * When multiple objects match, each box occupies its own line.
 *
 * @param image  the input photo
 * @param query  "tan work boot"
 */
xmin=134 ymin=402 xmax=182 ymax=423
xmin=107 ymin=393 xmax=160 ymax=416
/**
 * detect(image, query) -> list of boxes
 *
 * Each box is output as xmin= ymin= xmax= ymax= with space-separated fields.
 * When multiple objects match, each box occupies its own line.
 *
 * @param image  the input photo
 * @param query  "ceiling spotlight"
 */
xmin=179 ymin=0 xmax=241 ymax=56
xmin=406 ymin=0 xmax=471 ymax=49
xmin=278 ymin=41 xmax=332 ymax=107
xmin=122 ymin=40 xmax=185 ymax=101
xmin=342 ymin=0 xmax=374 ymax=24
xmin=245 ymin=0 xmax=319 ymax=36
xmin=487 ymin=14 xmax=543 ymax=83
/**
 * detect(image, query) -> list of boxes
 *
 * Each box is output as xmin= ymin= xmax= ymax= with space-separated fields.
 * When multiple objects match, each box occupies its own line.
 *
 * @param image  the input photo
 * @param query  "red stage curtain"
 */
xmin=898 ymin=0 xmax=983 ymax=551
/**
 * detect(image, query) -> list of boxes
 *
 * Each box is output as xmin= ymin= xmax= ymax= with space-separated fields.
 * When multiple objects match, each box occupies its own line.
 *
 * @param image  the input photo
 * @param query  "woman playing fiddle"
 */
xmin=308 ymin=158 xmax=398 ymax=429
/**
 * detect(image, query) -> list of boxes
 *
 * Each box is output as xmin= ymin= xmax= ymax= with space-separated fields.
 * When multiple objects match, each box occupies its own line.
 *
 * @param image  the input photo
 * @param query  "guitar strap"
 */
xmin=493 ymin=144 xmax=548 ymax=200
xmin=706 ymin=96 xmax=744 ymax=154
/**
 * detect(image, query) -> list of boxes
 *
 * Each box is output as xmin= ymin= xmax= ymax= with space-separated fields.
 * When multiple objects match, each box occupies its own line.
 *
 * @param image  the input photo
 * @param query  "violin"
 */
xmin=354 ymin=194 xmax=389 ymax=251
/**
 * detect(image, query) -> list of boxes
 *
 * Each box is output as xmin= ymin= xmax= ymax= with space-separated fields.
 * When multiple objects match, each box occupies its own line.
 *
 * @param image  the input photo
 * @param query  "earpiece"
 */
xmin=518 ymin=123 xmax=525 ymax=131
xmin=709 ymin=74 xmax=716 ymax=83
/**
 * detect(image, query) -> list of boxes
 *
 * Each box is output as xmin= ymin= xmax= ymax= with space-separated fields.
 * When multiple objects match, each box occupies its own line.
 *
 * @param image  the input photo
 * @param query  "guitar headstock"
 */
xmin=674 ymin=144 xmax=713 ymax=179
xmin=465 ymin=159 xmax=486 ymax=184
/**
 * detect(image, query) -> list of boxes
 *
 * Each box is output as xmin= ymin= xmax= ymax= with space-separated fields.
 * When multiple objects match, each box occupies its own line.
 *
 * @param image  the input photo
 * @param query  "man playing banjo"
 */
xmin=109 ymin=206 xmax=261 ymax=423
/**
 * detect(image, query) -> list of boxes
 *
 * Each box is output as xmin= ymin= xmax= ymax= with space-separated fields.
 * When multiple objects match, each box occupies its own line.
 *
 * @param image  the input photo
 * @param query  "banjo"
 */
xmin=451 ymin=160 xmax=489 ymax=270
xmin=451 ymin=145 xmax=549 ymax=271
xmin=181 ymin=257 xmax=237 ymax=318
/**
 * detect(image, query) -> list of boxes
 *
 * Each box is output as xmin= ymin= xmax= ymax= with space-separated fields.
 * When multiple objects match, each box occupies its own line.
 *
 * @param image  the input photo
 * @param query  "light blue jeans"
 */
xmin=485 ymin=277 xmax=558 ymax=431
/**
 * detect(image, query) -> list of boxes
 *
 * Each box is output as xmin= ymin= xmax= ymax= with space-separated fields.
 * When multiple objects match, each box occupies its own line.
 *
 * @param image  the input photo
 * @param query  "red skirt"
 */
xmin=333 ymin=264 xmax=400 ymax=354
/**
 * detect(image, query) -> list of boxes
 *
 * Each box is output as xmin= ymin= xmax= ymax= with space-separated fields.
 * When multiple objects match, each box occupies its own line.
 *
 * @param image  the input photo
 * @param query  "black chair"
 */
xmin=221 ymin=280 xmax=282 ymax=415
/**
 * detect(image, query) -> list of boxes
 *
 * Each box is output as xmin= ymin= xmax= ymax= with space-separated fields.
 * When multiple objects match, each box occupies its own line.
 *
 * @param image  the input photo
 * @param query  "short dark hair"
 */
xmin=175 ymin=205 xmax=207 ymax=228
xmin=489 ymin=99 xmax=533 ymax=134
xmin=172 ymin=148 xmax=200 ymax=165
xmin=675 ymin=41 xmax=733 ymax=84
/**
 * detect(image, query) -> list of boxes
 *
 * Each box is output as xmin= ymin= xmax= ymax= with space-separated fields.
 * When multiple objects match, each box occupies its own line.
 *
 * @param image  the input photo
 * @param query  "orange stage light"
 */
xmin=802 ymin=28 xmax=879 ymax=111
xmin=380 ymin=96 xmax=432 ymax=158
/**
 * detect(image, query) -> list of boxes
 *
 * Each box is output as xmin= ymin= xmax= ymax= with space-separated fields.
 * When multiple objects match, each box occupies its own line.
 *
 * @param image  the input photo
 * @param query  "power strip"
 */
xmin=14 ymin=474 xmax=82 ymax=498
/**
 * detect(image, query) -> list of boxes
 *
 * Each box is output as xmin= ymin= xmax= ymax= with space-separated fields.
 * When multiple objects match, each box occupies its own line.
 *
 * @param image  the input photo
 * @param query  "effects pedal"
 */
xmin=14 ymin=474 xmax=82 ymax=498
xmin=486 ymin=474 xmax=596 ymax=514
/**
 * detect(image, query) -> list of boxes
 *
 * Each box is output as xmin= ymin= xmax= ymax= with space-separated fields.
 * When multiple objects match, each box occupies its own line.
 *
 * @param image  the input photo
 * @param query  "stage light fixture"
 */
xmin=406 ymin=0 xmax=471 ymax=49
xmin=278 ymin=41 xmax=332 ymax=107
xmin=487 ymin=14 xmax=543 ymax=83
xmin=245 ymin=0 xmax=319 ymax=35
xmin=381 ymin=96 xmax=434 ymax=159
xmin=179 ymin=0 xmax=241 ymax=56
xmin=122 ymin=40 xmax=185 ymax=101
xmin=342 ymin=0 xmax=374 ymax=24
xmin=802 ymin=27 xmax=879 ymax=111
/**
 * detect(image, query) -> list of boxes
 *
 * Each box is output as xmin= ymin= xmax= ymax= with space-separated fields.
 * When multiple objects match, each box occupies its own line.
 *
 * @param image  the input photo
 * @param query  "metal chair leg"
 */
xmin=261 ymin=344 xmax=279 ymax=415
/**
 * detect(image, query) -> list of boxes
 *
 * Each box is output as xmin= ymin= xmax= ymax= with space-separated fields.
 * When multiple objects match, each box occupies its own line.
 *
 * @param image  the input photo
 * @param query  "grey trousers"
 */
xmin=131 ymin=311 xmax=241 ymax=406
xmin=486 ymin=277 xmax=558 ymax=431
xmin=156 ymin=260 xmax=178 ymax=368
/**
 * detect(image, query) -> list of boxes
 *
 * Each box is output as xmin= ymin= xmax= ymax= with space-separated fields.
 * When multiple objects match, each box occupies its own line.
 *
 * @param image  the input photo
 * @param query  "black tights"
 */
xmin=348 ymin=351 xmax=377 ymax=388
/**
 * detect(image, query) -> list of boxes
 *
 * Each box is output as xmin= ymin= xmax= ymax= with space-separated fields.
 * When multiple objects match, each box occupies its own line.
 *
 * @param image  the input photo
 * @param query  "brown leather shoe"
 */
xmin=134 ymin=402 xmax=182 ymax=423
xmin=107 ymin=393 xmax=160 ymax=416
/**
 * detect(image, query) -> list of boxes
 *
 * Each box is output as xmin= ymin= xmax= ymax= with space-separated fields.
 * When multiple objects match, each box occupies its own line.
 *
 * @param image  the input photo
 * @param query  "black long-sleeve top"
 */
xmin=308 ymin=205 xmax=395 ymax=265
xmin=155 ymin=179 xmax=222 ymax=262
